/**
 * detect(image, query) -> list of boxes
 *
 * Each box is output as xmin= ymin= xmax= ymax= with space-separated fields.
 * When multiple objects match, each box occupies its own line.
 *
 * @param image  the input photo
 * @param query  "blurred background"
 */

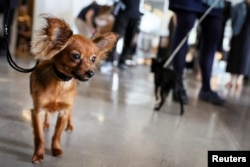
xmin=0 ymin=0 xmax=232 ymax=73
xmin=1 ymin=1 xmax=250 ymax=167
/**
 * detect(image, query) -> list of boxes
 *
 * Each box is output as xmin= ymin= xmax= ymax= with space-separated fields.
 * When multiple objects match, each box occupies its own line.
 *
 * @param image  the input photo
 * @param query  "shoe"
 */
xmin=173 ymin=87 xmax=189 ymax=105
xmin=198 ymin=90 xmax=225 ymax=105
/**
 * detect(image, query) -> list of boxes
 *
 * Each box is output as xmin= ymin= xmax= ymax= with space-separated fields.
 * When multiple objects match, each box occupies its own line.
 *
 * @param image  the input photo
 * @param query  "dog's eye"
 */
xmin=91 ymin=56 xmax=96 ymax=63
xmin=72 ymin=54 xmax=81 ymax=60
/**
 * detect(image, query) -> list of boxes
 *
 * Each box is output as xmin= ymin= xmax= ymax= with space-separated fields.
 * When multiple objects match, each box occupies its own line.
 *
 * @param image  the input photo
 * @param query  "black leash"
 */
xmin=4 ymin=0 xmax=37 ymax=73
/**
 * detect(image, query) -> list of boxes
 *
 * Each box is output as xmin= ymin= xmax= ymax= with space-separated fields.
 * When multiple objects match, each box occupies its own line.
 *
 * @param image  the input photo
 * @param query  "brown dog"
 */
xmin=30 ymin=16 xmax=117 ymax=163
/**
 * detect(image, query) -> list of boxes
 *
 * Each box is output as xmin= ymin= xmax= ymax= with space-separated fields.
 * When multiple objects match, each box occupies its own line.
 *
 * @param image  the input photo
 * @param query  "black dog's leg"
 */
xmin=154 ymin=88 xmax=168 ymax=111
xmin=154 ymin=74 xmax=160 ymax=101
xmin=154 ymin=74 xmax=161 ymax=109
xmin=155 ymin=85 xmax=159 ymax=101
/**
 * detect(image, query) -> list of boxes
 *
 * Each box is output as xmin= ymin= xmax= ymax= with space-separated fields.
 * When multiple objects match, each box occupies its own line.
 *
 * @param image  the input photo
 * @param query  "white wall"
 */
xmin=32 ymin=0 xmax=115 ymax=35
xmin=32 ymin=0 xmax=93 ymax=34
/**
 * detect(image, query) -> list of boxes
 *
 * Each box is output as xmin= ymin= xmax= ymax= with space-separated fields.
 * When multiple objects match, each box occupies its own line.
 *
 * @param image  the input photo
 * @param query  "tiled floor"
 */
xmin=0 ymin=52 xmax=250 ymax=167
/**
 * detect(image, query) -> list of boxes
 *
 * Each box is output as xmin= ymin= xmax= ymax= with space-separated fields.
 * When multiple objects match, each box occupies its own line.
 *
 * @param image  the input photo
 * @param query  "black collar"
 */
xmin=53 ymin=64 xmax=72 ymax=81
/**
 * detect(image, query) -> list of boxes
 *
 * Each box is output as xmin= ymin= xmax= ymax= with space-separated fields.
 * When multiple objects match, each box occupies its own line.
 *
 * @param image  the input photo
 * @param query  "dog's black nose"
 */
xmin=86 ymin=70 xmax=95 ymax=78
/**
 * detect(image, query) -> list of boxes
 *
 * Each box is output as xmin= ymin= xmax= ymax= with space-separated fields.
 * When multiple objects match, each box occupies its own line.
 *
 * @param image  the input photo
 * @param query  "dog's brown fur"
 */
xmin=30 ymin=16 xmax=117 ymax=163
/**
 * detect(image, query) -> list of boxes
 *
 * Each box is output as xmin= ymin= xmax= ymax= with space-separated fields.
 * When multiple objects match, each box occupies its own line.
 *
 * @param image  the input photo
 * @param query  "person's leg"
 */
xmin=171 ymin=10 xmax=197 ymax=104
xmin=226 ymin=74 xmax=237 ymax=88
xmin=198 ymin=14 xmax=225 ymax=105
xmin=236 ymin=74 xmax=244 ymax=88
xmin=99 ymin=14 xmax=128 ymax=72
xmin=217 ymin=1 xmax=231 ymax=53
xmin=3 ymin=0 xmax=15 ymax=46
xmin=106 ymin=14 xmax=128 ymax=63
xmin=118 ymin=18 xmax=140 ymax=66
xmin=172 ymin=10 xmax=197 ymax=83
xmin=199 ymin=15 xmax=222 ymax=91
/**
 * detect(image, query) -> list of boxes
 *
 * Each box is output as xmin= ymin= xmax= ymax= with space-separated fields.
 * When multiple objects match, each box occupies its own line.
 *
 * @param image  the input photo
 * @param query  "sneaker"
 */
xmin=198 ymin=90 xmax=225 ymax=105
xmin=173 ymin=87 xmax=189 ymax=105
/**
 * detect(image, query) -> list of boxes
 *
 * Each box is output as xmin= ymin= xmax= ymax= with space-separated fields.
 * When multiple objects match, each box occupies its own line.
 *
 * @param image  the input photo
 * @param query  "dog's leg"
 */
xmin=31 ymin=109 xmax=45 ymax=163
xmin=154 ymin=85 xmax=159 ymax=101
xmin=51 ymin=110 xmax=69 ymax=156
xmin=154 ymin=75 xmax=159 ymax=101
xmin=43 ymin=112 xmax=50 ymax=130
xmin=65 ymin=109 xmax=73 ymax=131
xmin=154 ymin=88 xmax=167 ymax=111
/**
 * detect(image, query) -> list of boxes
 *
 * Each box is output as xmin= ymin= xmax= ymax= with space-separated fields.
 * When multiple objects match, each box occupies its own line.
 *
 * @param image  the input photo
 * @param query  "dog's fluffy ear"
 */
xmin=92 ymin=32 xmax=118 ymax=60
xmin=31 ymin=16 xmax=73 ymax=60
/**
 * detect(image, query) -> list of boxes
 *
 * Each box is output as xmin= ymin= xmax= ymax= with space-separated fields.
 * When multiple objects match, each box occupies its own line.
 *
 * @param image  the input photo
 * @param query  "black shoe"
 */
xmin=173 ymin=87 xmax=189 ymax=105
xmin=198 ymin=90 xmax=225 ymax=106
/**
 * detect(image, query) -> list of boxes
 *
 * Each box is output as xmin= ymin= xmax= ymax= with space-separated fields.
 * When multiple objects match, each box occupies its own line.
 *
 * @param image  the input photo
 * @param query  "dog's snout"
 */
xmin=86 ymin=71 xmax=94 ymax=78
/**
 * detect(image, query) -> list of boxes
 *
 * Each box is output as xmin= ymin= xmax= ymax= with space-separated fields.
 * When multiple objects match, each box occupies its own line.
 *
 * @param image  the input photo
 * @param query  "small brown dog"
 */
xmin=30 ymin=16 xmax=117 ymax=163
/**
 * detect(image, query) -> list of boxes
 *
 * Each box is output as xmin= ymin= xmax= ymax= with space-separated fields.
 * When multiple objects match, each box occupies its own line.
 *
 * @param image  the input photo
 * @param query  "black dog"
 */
xmin=151 ymin=58 xmax=184 ymax=115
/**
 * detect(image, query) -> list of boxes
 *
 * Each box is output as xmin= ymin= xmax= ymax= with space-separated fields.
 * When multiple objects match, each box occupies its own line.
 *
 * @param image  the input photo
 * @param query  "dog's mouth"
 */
xmin=78 ymin=78 xmax=89 ymax=82
xmin=71 ymin=71 xmax=92 ymax=82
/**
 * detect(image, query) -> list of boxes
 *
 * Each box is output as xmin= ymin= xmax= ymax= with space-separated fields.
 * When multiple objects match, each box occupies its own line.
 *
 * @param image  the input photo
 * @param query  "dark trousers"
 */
xmin=171 ymin=10 xmax=222 ymax=91
xmin=107 ymin=14 xmax=140 ymax=64
xmin=217 ymin=1 xmax=231 ymax=53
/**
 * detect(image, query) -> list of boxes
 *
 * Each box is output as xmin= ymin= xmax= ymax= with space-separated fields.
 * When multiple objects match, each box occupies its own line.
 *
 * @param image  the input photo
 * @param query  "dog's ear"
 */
xmin=46 ymin=17 xmax=73 ymax=49
xmin=31 ymin=16 xmax=73 ymax=60
xmin=92 ymin=32 xmax=118 ymax=60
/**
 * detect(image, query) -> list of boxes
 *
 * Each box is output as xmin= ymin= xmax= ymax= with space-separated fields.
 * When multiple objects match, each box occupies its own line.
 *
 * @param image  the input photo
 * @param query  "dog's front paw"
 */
xmin=32 ymin=152 xmax=44 ymax=163
xmin=154 ymin=106 xmax=160 ymax=111
xmin=154 ymin=103 xmax=161 ymax=111
xmin=52 ymin=148 xmax=63 ymax=157
xmin=65 ymin=124 xmax=73 ymax=131
xmin=32 ymin=144 xmax=45 ymax=163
